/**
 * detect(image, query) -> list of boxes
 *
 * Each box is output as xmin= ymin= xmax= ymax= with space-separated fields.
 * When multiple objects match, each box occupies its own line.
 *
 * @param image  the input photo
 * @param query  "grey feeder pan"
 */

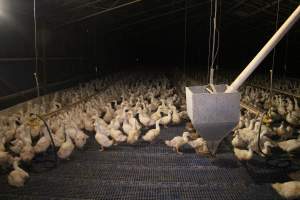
xmin=186 ymin=84 xmax=240 ymax=155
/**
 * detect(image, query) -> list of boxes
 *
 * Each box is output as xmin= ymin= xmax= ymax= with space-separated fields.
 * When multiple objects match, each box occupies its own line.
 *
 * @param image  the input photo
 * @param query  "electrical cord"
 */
xmin=257 ymin=112 xmax=292 ymax=168
xmin=29 ymin=113 xmax=58 ymax=171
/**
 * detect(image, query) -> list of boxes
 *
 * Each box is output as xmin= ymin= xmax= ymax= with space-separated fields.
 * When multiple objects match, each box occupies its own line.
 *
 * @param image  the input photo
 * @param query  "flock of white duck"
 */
xmin=234 ymin=85 xmax=300 ymax=157
xmin=1 ymin=72 xmax=300 ymax=199
xmin=233 ymin=84 xmax=300 ymax=200
xmin=0 ymin=73 xmax=209 ymax=188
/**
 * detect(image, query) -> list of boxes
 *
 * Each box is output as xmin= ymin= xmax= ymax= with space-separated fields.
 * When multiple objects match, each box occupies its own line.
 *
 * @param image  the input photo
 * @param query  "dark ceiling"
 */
xmin=0 ymin=0 xmax=299 ymax=71
xmin=5 ymin=0 xmax=299 ymax=33
xmin=3 ymin=0 xmax=299 ymax=63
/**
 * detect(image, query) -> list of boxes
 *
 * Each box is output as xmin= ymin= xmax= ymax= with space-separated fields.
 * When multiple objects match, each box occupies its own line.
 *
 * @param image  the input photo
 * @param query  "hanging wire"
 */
xmin=210 ymin=0 xmax=220 ymax=72
xmin=33 ymin=0 xmax=40 ymax=97
xmin=207 ymin=0 xmax=213 ymax=82
xmin=284 ymin=33 xmax=289 ymax=79
xmin=215 ymin=0 xmax=221 ymax=71
xmin=207 ymin=0 xmax=219 ymax=86
xmin=211 ymin=0 xmax=221 ymax=83
xmin=269 ymin=0 xmax=280 ymax=105
xmin=210 ymin=0 xmax=217 ymax=69
xmin=183 ymin=0 xmax=188 ymax=77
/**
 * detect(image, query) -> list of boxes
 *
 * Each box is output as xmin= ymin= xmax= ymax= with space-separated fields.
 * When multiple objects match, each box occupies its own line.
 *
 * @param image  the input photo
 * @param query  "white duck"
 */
xmin=233 ymin=148 xmax=253 ymax=161
xmin=20 ymin=144 xmax=35 ymax=162
xmin=8 ymin=157 xmax=29 ymax=187
xmin=16 ymin=124 xmax=32 ymax=146
xmin=33 ymin=130 xmax=51 ymax=154
xmin=286 ymin=111 xmax=300 ymax=126
xmin=57 ymin=132 xmax=74 ymax=159
xmin=94 ymin=121 xmax=113 ymax=151
xmin=103 ymin=105 xmax=113 ymax=123
xmin=137 ymin=107 xmax=155 ymax=127
xmin=274 ymin=122 xmax=294 ymax=139
xmin=127 ymin=120 xmax=141 ymax=144
xmin=0 ymin=136 xmax=6 ymax=151
xmin=278 ymin=138 xmax=300 ymax=153
xmin=0 ymin=151 xmax=13 ymax=167
xmin=277 ymin=97 xmax=287 ymax=116
xmin=122 ymin=115 xmax=132 ymax=135
xmin=128 ymin=111 xmax=142 ymax=130
xmin=9 ymin=139 xmax=24 ymax=154
xmin=292 ymin=98 xmax=300 ymax=117
xmin=82 ymin=112 xmax=94 ymax=132
xmin=109 ymin=127 xmax=127 ymax=143
xmin=149 ymin=94 xmax=159 ymax=111
xmin=4 ymin=117 xmax=17 ymax=142
xmin=231 ymin=133 xmax=248 ymax=148
xmin=160 ymin=110 xmax=172 ymax=128
xmin=237 ymin=116 xmax=245 ymax=129
xmin=142 ymin=120 xmax=161 ymax=142
xmin=93 ymin=117 xmax=110 ymax=137
xmin=52 ymin=124 xmax=65 ymax=147
xmin=151 ymin=107 xmax=162 ymax=121
xmin=108 ymin=116 xmax=121 ymax=130
xmin=165 ymin=132 xmax=190 ymax=154
xmin=231 ymin=120 xmax=256 ymax=149
xmin=28 ymin=119 xmax=42 ymax=138
xmin=171 ymin=106 xmax=181 ymax=125
xmin=286 ymin=98 xmax=294 ymax=112
xmin=92 ymin=115 xmax=108 ymax=128
xmin=188 ymin=137 xmax=209 ymax=154
xmin=178 ymin=111 xmax=189 ymax=120
xmin=73 ymin=129 xmax=89 ymax=148
xmin=272 ymin=181 xmax=300 ymax=200
xmin=73 ymin=111 xmax=85 ymax=130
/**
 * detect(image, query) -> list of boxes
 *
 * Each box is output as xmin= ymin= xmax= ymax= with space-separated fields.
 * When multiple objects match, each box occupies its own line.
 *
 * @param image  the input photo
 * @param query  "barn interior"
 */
xmin=0 ymin=0 xmax=300 ymax=199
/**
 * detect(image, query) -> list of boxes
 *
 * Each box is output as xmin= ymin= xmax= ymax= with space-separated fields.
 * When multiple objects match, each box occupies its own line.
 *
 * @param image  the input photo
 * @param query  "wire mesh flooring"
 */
xmin=0 ymin=124 xmax=288 ymax=200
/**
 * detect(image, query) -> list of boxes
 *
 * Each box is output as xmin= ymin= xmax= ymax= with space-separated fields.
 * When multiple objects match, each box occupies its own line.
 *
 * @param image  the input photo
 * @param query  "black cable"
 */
xmin=257 ymin=112 xmax=291 ymax=168
xmin=31 ymin=114 xmax=58 ymax=170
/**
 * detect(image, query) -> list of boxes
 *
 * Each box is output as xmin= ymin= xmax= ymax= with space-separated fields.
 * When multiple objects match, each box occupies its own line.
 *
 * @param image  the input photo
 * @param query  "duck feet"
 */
xmin=99 ymin=146 xmax=104 ymax=152
xmin=176 ymin=147 xmax=183 ymax=155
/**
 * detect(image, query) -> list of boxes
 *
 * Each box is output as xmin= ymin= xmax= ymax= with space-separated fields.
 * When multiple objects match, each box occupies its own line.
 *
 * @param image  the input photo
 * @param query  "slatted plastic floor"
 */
xmin=0 ymin=125 xmax=287 ymax=199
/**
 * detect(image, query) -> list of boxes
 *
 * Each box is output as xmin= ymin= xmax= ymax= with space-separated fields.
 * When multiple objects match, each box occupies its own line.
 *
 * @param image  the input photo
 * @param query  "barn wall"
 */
xmin=0 ymin=21 xmax=95 ymax=99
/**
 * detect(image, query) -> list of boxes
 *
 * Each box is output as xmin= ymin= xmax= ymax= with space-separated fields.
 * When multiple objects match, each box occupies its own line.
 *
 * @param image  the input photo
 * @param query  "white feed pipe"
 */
xmin=225 ymin=5 xmax=300 ymax=93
